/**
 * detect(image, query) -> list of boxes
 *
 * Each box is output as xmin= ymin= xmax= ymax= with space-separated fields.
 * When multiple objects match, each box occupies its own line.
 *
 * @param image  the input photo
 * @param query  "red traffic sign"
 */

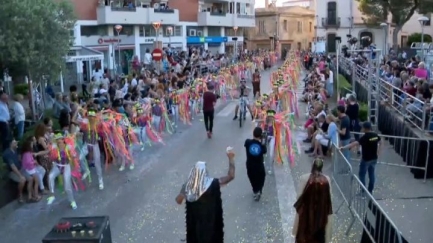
xmin=152 ymin=48 xmax=163 ymax=61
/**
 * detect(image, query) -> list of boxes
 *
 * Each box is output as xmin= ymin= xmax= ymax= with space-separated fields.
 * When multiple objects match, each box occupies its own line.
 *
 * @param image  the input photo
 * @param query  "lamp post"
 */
xmin=233 ymin=26 xmax=238 ymax=61
xmin=114 ymin=24 xmax=123 ymax=75
xmin=167 ymin=26 xmax=173 ymax=46
xmin=380 ymin=22 xmax=387 ymax=56
xmin=418 ymin=16 xmax=429 ymax=61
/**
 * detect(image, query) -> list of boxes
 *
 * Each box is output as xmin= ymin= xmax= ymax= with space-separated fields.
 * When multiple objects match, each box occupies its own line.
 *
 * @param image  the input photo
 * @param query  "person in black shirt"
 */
xmin=341 ymin=122 xmax=381 ymax=194
xmin=244 ymin=127 xmax=267 ymax=201
xmin=337 ymin=105 xmax=351 ymax=161
xmin=345 ymin=95 xmax=360 ymax=140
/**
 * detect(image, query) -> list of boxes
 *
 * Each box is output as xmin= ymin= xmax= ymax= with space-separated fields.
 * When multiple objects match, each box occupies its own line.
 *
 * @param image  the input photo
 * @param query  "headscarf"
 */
xmin=185 ymin=161 xmax=213 ymax=202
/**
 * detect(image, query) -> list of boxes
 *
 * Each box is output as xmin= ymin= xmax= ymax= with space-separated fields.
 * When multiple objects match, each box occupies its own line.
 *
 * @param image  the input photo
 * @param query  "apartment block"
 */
xmin=68 ymin=0 xmax=255 ymax=78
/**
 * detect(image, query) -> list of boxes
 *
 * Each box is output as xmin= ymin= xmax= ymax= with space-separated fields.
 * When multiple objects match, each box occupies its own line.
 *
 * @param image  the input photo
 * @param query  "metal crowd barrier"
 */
xmin=339 ymin=57 xmax=433 ymax=134
xmin=351 ymin=132 xmax=431 ymax=181
xmin=332 ymin=145 xmax=405 ymax=243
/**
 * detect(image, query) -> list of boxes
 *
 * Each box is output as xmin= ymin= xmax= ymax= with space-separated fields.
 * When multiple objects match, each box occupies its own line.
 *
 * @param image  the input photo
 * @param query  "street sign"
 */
xmin=152 ymin=48 xmax=163 ymax=61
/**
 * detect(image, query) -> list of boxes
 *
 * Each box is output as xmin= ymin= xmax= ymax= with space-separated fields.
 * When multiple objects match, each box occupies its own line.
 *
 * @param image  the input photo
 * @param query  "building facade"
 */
xmin=401 ymin=12 xmax=432 ymax=47
xmin=69 ymin=0 xmax=255 ymax=78
xmin=246 ymin=6 xmax=315 ymax=52
xmin=315 ymin=0 xmax=386 ymax=53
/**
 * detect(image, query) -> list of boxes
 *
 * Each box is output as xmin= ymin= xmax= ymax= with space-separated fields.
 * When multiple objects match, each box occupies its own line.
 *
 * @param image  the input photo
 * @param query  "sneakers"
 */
xmin=253 ymin=192 xmax=262 ymax=201
xmin=119 ymin=165 xmax=125 ymax=171
xmin=98 ymin=178 xmax=104 ymax=190
xmin=81 ymin=170 xmax=90 ymax=180
xmin=71 ymin=201 xmax=78 ymax=210
xmin=47 ymin=196 xmax=56 ymax=205
xmin=129 ymin=164 xmax=135 ymax=170
xmin=304 ymin=147 xmax=314 ymax=154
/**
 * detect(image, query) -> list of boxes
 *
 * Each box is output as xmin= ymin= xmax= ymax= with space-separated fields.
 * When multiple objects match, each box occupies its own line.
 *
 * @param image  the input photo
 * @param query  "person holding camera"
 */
xmin=244 ymin=127 xmax=267 ymax=201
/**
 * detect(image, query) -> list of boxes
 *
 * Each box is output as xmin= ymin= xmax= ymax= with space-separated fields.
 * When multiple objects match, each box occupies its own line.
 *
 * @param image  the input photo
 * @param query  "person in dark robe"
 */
xmin=244 ymin=127 xmax=267 ymax=201
xmin=292 ymin=158 xmax=333 ymax=243
xmin=175 ymin=150 xmax=235 ymax=243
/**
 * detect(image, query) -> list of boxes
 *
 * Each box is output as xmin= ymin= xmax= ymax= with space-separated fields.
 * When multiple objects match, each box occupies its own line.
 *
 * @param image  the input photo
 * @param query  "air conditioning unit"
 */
xmin=197 ymin=30 xmax=203 ymax=36
xmin=189 ymin=29 xmax=197 ymax=36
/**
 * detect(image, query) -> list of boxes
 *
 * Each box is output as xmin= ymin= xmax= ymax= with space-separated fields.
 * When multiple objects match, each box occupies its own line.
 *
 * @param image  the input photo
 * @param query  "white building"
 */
xmin=69 ymin=0 xmax=255 ymax=78
xmin=315 ymin=0 xmax=386 ymax=53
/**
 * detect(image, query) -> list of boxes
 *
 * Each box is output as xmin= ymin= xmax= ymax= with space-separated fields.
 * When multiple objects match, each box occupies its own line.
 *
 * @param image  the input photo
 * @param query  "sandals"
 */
xmin=28 ymin=196 xmax=42 ymax=203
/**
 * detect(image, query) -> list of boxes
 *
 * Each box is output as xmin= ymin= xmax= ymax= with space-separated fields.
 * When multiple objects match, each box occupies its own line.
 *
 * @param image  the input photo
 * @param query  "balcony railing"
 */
xmin=322 ymin=17 xmax=341 ymax=28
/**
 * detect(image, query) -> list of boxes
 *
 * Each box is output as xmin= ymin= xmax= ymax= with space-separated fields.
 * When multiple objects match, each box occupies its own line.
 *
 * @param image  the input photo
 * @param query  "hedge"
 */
xmin=332 ymin=74 xmax=368 ymax=122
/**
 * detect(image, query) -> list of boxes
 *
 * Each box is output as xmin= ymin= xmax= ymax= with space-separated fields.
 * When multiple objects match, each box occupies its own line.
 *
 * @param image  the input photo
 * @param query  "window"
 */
xmin=80 ymin=26 xmax=108 ymax=36
xmin=162 ymin=26 xmax=181 ymax=36
xmin=297 ymin=21 xmax=302 ymax=33
xmin=309 ymin=22 xmax=312 ymax=32
xmin=139 ymin=25 xmax=157 ymax=37
xmin=327 ymin=2 xmax=337 ymax=25
xmin=283 ymin=20 xmax=287 ymax=31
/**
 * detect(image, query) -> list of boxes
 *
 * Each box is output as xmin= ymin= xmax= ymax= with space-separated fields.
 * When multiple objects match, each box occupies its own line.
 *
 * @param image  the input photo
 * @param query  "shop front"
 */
xmin=186 ymin=36 xmax=227 ymax=54
xmin=81 ymin=35 xmax=136 ymax=74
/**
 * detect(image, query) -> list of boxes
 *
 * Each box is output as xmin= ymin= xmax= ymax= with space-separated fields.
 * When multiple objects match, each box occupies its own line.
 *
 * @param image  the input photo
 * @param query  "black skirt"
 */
xmin=186 ymin=179 xmax=224 ymax=243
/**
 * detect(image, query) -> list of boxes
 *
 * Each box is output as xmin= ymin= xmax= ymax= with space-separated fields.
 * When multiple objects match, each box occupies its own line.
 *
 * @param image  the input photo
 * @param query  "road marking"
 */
xmin=217 ymin=102 xmax=237 ymax=117
xmin=274 ymin=162 xmax=296 ymax=243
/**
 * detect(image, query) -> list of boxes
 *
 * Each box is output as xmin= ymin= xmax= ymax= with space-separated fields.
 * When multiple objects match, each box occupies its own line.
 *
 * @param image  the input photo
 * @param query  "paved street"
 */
xmin=2 ymin=65 xmax=431 ymax=243
xmin=0 ymin=65 xmax=298 ymax=243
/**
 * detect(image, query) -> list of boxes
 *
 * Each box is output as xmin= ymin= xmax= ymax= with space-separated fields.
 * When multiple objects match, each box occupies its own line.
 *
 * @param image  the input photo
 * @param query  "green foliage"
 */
xmin=359 ymin=103 xmax=368 ymax=122
xmin=336 ymin=74 xmax=352 ymax=97
xmin=0 ymin=0 xmax=76 ymax=80
xmin=332 ymin=74 xmax=368 ymax=121
xmin=407 ymin=33 xmax=433 ymax=46
xmin=13 ymin=83 xmax=29 ymax=96
xmin=356 ymin=0 xmax=431 ymax=27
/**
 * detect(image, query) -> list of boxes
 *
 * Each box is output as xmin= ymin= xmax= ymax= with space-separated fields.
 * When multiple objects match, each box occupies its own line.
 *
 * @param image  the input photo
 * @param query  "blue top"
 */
xmin=0 ymin=101 xmax=10 ymax=122
xmin=326 ymin=122 xmax=338 ymax=146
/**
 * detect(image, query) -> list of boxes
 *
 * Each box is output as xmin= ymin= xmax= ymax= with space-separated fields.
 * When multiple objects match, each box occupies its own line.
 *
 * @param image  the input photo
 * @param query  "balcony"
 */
xmin=197 ymin=12 xmax=254 ymax=27
xmin=322 ymin=17 xmax=341 ymax=29
xmin=236 ymin=14 xmax=255 ymax=27
xmin=96 ymin=5 xmax=179 ymax=25
xmin=198 ymin=12 xmax=232 ymax=26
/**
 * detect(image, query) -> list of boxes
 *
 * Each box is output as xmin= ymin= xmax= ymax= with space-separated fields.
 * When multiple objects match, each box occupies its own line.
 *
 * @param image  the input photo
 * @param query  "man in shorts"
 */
xmin=3 ymin=139 xmax=33 ymax=203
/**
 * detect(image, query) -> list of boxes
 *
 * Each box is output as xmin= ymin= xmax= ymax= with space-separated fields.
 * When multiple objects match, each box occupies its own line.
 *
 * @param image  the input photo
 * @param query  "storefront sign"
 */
xmin=64 ymin=55 xmax=103 ymax=63
xmin=98 ymin=38 xmax=121 ymax=44
xmin=81 ymin=36 xmax=136 ymax=46
xmin=187 ymin=36 xmax=228 ymax=44
xmin=144 ymin=38 xmax=155 ymax=43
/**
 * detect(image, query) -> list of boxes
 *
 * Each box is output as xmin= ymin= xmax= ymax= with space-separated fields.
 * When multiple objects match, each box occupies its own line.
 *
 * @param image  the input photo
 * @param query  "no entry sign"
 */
xmin=152 ymin=49 xmax=163 ymax=61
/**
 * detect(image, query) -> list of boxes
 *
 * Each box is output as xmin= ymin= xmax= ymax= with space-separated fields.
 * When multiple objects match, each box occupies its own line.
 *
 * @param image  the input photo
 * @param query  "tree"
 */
xmin=0 ymin=0 xmax=76 ymax=81
xmin=357 ymin=0 xmax=433 ymax=49
xmin=407 ymin=33 xmax=433 ymax=46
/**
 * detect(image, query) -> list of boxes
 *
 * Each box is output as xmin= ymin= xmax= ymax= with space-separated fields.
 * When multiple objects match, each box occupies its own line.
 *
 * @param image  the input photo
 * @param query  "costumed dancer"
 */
xmin=151 ymin=98 xmax=163 ymax=133
xmin=292 ymin=158 xmax=333 ymax=243
xmin=118 ymin=114 xmax=136 ymax=171
xmin=47 ymin=133 xmax=78 ymax=209
xmin=244 ymin=127 xmax=267 ymax=201
xmin=175 ymin=148 xmax=235 ymax=243
xmin=263 ymin=110 xmax=276 ymax=175
xmin=84 ymin=108 xmax=104 ymax=189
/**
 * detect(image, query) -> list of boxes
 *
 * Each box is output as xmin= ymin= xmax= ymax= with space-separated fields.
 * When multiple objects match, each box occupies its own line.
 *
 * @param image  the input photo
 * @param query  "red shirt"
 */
xmin=203 ymin=91 xmax=217 ymax=112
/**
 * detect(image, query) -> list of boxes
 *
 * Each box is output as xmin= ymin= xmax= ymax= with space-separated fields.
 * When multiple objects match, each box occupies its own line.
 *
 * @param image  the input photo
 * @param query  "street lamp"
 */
xmin=233 ymin=26 xmax=238 ymax=60
xmin=114 ymin=24 xmax=122 ymax=75
xmin=418 ymin=16 xmax=429 ymax=61
xmin=152 ymin=22 xmax=161 ymax=42
xmin=167 ymin=26 xmax=173 ymax=46
xmin=380 ymin=22 xmax=387 ymax=56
